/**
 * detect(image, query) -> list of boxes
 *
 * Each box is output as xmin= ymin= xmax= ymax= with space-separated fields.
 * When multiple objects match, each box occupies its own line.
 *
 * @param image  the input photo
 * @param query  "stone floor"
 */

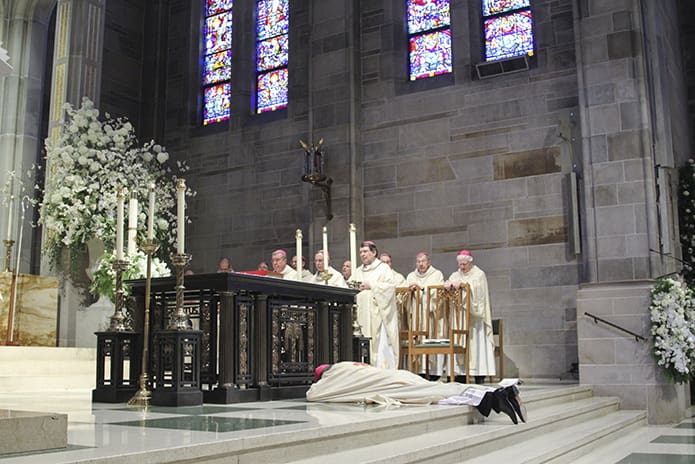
xmin=0 ymin=386 xmax=692 ymax=463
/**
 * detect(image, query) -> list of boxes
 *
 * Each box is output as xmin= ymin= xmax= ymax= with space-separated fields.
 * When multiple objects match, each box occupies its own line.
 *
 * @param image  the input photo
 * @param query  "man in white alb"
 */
xmin=291 ymin=255 xmax=313 ymax=281
xmin=380 ymin=252 xmax=406 ymax=286
xmin=271 ymin=249 xmax=298 ymax=280
xmin=351 ymin=241 xmax=400 ymax=370
xmin=405 ymin=252 xmax=445 ymax=374
xmin=312 ymin=250 xmax=347 ymax=287
xmin=445 ymin=249 xmax=496 ymax=384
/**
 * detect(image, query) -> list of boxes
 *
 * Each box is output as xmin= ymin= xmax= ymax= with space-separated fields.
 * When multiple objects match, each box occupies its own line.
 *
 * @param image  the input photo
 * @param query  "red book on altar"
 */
xmin=238 ymin=270 xmax=282 ymax=278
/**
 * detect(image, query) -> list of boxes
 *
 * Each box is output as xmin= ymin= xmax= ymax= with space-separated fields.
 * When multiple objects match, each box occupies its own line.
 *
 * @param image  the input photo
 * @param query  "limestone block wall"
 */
xmin=577 ymin=281 xmax=690 ymax=424
xmin=358 ymin=0 xmax=580 ymax=378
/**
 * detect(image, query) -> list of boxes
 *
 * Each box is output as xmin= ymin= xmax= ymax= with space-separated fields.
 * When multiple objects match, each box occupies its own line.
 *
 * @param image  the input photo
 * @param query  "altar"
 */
xmin=128 ymin=273 xmax=358 ymax=403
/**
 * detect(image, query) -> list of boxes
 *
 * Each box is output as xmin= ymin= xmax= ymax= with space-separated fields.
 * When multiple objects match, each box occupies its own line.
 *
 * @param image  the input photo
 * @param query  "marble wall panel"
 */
xmin=0 ymin=274 xmax=58 ymax=346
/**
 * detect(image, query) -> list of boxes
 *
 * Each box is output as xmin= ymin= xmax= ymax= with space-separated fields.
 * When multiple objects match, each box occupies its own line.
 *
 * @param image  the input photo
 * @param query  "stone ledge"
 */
xmin=0 ymin=409 xmax=67 ymax=454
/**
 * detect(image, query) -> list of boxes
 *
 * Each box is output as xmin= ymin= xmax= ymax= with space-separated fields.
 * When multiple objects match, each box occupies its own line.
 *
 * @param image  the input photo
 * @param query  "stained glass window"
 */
xmin=407 ymin=0 xmax=452 ymax=81
xmin=202 ymin=0 xmax=233 ymax=125
xmin=481 ymin=0 xmax=534 ymax=62
xmin=256 ymin=0 xmax=289 ymax=113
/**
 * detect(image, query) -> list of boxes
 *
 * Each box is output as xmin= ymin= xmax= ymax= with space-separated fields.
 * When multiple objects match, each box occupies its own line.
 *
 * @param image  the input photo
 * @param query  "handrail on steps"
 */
xmin=584 ymin=312 xmax=647 ymax=342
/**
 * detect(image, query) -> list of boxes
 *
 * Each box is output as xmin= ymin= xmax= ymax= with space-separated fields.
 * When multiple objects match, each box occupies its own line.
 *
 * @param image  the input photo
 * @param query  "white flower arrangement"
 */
xmin=90 ymin=250 xmax=171 ymax=303
xmin=39 ymin=97 xmax=194 ymax=270
xmin=649 ymin=277 xmax=695 ymax=383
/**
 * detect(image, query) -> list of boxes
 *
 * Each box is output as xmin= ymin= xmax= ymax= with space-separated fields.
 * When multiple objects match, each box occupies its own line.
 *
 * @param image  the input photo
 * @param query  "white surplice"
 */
xmin=311 ymin=265 xmax=348 ymax=287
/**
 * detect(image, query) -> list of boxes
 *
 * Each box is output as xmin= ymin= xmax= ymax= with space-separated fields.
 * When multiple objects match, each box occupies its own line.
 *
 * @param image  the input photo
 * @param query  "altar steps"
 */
xmin=283 ymin=385 xmax=646 ymax=464
xmin=0 ymin=346 xmax=95 ymax=392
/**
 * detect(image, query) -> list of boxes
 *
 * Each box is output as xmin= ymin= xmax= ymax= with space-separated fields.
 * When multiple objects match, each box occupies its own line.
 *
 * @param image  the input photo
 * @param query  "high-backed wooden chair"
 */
xmin=396 ymin=287 xmax=426 ymax=371
xmin=492 ymin=318 xmax=504 ymax=381
xmin=405 ymin=284 xmax=470 ymax=383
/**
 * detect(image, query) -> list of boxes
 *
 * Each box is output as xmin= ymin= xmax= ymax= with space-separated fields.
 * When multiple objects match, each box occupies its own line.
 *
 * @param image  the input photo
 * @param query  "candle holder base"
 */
xmin=109 ymin=259 xmax=131 ymax=332
xmin=3 ymin=239 xmax=14 ymax=273
xmin=351 ymin=303 xmax=364 ymax=337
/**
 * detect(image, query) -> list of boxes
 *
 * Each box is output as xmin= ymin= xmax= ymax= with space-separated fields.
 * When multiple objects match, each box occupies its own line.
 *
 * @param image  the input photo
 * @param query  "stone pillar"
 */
xmin=577 ymin=281 xmax=689 ymax=424
xmin=45 ymin=0 xmax=106 ymax=346
xmin=0 ymin=1 xmax=55 ymax=273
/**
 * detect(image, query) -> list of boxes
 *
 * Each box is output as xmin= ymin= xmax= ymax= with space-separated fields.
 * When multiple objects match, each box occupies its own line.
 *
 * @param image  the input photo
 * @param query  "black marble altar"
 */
xmin=127 ymin=273 xmax=357 ymax=403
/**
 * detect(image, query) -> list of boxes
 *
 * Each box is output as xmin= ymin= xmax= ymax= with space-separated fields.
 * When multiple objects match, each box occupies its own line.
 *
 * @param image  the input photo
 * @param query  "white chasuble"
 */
xmin=279 ymin=265 xmax=298 ymax=280
xmin=448 ymin=265 xmax=496 ymax=376
xmin=306 ymin=362 xmax=493 ymax=406
xmin=352 ymin=260 xmax=399 ymax=370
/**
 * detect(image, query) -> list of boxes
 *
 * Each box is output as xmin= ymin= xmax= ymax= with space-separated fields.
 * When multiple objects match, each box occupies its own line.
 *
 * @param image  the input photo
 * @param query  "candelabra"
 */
xmin=128 ymin=240 xmax=159 ymax=407
xmin=109 ymin=259 xmax=131 ymax=331
xmin=3 ymin=239 xmax=13 ymax=272
xmin=170 ymin=253 xmax=192 ymax=330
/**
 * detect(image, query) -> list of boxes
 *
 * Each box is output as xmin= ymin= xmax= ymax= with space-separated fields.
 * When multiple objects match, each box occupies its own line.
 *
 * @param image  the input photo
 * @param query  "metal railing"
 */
xmin=584 ymin=312 xmax=647 ymax=342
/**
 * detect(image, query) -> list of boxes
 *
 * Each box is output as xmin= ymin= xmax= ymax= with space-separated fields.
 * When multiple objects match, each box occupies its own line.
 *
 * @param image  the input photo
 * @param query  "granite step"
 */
xmin=281 ymin=391 xmax=631 ymax=464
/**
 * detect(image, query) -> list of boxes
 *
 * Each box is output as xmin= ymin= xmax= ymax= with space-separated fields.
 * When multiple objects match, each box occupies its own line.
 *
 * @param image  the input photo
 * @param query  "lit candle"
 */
xmin=296 ymin=229 xmax=303 ymax=281
xmin=6 ymin=194 xmax=13 ymax=241
xmin=127 ymin=192 xmax=138 ymax=256
xmin=322 ymin=226 xmax=329 ymax=267
xmin=147 ymin=183 xmax=155 ymax=241
xmin=116 ymin=189 xmax=125 ymax=261
xmin=349 ymin=223 xmax=357 ymax=273
xmin=176 ymin=178 xmax=186 ymax=254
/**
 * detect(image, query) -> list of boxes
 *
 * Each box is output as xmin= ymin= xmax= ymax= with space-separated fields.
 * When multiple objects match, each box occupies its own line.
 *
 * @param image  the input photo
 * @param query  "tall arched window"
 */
xmin=202 ymin=0 xmax=233 ymax=125
xmin=255 ymin=0 xmax=289 ymax=113
xmin=407 ymin=0 xmax=452 ymax=81
xmin=482 ymin=0 xmax=534 ymax=62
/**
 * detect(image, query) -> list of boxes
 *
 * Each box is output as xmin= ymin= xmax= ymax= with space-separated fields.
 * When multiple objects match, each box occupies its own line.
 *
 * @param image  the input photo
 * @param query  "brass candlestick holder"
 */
xmin=169 ymin=253 xmax=192 ymax=330
xmin=128 ymin=240 xmax=159 ymax=407
xmin=351 ymin=303 xmax=363 ymax=337
xmin=3 ymin=239 xmax=13 ymax=272
xmin=110 ymin=259 xmax=131 ymax=331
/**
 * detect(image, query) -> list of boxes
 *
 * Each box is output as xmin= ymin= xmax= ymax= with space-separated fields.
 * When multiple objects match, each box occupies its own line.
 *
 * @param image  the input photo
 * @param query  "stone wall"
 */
xmin=577 ymin=281 xmax=690 ymax=424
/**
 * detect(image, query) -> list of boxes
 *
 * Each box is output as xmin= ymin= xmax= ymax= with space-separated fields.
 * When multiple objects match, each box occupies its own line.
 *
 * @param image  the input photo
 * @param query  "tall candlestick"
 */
xmin=6 ymin=194 xmax=13 ymax=241
xmin=349 ymin=223 xmax=357 ymax=272
xmin=116 ymin=189 xmax=125 ymax=261
xmin=176 ymin=178 xmax=186 ymax=254
xmin=127 ymin=193 xmax=138 ymax=256
xmin=147 ymin=183 xmax=155 ymax=240
xmin=322 ymin=226 xmax=329 ymax=267
xmin=296 ymin=229 xmax=303 ymax=282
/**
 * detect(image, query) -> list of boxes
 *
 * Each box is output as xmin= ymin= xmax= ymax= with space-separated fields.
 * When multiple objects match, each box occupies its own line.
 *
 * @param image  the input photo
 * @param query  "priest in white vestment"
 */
xmin=351 ymin=241 xmax=400 ymax=370
xmin=445 ymin=249 xmax=496 ymax=383
xmin=405 ymin=252 xmax=444 ymax=374
xmin=305 ymin=362 xmax=525 ymax=424
xmin=291 ymin=255 xmax=313 ymax=281
xmin=380 ymin=252 xmax=406 ymax=286
xmin=271 ymin=249 xmax=298 ymax=279
xmin=311 ymin=250 xmax=348 ymax=287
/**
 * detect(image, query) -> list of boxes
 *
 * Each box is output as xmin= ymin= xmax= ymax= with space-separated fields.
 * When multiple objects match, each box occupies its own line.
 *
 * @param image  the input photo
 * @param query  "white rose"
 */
xmin=143 ymin=153 xmax=153 ymax=162
xmin=156 ymin=152 xmax=169 ymax=163
xmin=153 ymin=144 xmax=162 ymax=153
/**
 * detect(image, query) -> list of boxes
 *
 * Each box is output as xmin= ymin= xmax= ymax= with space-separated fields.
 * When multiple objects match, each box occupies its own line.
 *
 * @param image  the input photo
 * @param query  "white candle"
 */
xmin=127 ymin=193 xmax=138 ymax=256
xmin=147 ymin=183 xmax=155 ymax=241
xmin=176 ymin=178 xmax=186 ymax=254
xmin=116 ymin=189 xmax=125 ymax=261
xmin=349 ymin=223 xmax=357 ymax=273
xmin=322 ymin=226 xmax=329 ymax=267
xmin=6 ymin=194 xmax=13 ymax=241
xmin=296 ymin=229 xmax=303 ymax=281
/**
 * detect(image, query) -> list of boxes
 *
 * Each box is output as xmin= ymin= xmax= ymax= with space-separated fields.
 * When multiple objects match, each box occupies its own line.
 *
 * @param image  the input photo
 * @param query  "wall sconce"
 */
xmin=300 ymin=138 xmax=333 ymax=220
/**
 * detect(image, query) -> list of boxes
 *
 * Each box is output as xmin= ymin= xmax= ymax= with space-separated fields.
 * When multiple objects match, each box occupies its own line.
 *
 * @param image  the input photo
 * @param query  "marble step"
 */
xmin=0 ymin=374 xmax=95 ymax=392
xmin=464 ymin=410 xmax=646 ymax=464
xmin=0 ymin=346 xmax=96 ymax=362
xmin=258 ymin=390 xmax=621 ymax=464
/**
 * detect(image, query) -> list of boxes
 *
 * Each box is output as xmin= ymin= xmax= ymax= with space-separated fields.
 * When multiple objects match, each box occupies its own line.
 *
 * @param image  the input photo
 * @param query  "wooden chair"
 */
xmin=406 ymin=284 xmax=471 ymax=383
xmin=396 ymin=287 xmax=426 ymax=371
xmin=492 ymin=318 xmax=504 ymax=381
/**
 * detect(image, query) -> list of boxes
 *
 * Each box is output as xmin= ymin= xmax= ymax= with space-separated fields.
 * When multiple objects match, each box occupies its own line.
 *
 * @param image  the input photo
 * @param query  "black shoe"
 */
xmin=474 ymin=375 xmax=486 ymax=384
xmin=506 ymin=386 xmax=527 ymax=423
xmin=454 ymin=375 xmax=467 ymax=384
xmin=476 ymin=391 xmax=493 ymax=417
xmin=494 ymin=389 xmax=518 ymax=424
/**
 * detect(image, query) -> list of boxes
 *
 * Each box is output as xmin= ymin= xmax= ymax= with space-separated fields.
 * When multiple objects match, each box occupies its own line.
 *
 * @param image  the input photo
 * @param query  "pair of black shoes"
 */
xmin=475 ymin=386 xmax=526 ymax=425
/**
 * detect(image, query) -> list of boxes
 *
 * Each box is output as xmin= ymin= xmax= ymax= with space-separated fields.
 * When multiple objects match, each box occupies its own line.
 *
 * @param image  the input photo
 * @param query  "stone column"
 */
xmin=45 ymin=0 xmax=106 ymax=347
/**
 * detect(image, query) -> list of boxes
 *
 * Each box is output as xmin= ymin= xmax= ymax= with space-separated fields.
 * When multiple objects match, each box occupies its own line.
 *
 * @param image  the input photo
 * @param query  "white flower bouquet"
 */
xmin=649 ymin=277 xmax=695 ymax=383
xmin=90 ymin=250 xmax=171 ymax=303
xmin=40 ymin=97 xmax=194 ymax=270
